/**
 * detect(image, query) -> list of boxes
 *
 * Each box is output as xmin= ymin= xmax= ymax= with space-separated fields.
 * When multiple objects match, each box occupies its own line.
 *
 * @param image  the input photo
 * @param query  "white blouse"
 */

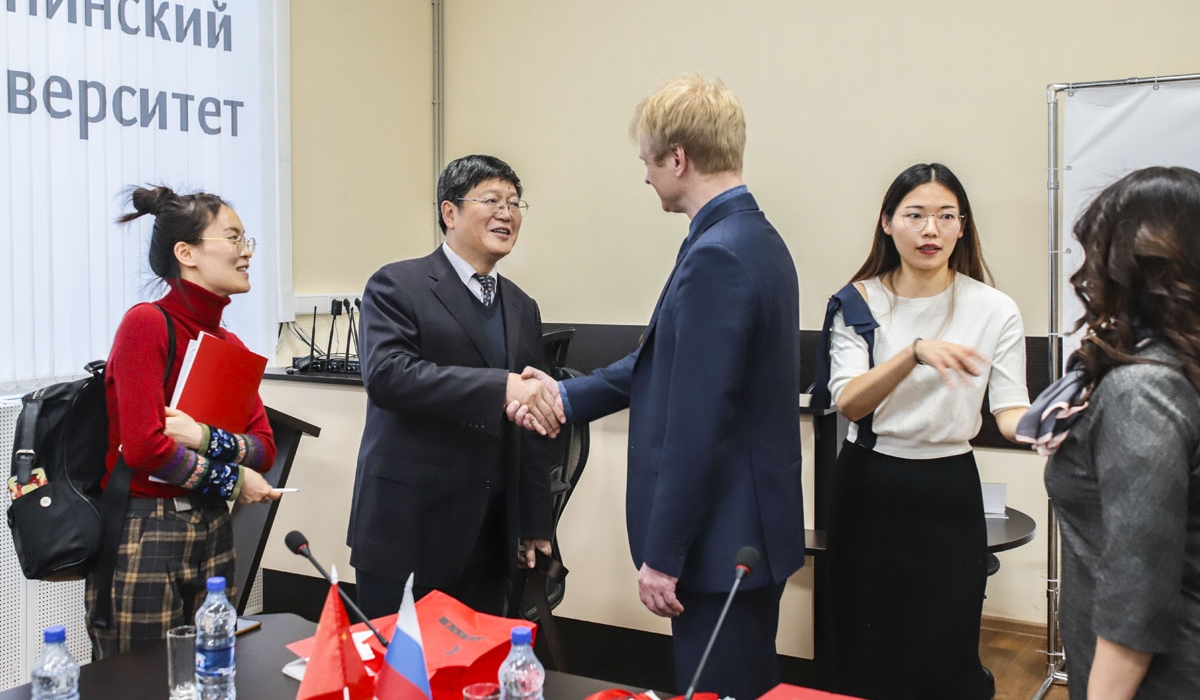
xmin=828 ymin=274 xmax=1030 ymax=459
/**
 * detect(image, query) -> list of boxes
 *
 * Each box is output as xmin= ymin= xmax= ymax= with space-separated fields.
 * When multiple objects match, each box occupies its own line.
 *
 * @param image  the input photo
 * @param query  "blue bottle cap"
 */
xmin=510 ymin=626 xmax=532 ymax=646
xmin=44 ymin=625 xmax=66 ymax=644
xmin=206 ymin=576 xmax=227 ymax=593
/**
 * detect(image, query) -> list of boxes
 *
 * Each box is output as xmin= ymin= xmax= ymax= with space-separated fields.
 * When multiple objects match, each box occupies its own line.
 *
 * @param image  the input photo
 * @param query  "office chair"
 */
xmin=518 ymin=366 xmax=590 ymax=620
xmin=541 ymin=327 xmax=575 ymax=370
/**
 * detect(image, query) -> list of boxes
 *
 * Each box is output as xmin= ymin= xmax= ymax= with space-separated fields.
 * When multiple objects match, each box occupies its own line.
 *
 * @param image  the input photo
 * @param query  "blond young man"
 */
xmin=514 ymin=76 xmax=806 ymax=699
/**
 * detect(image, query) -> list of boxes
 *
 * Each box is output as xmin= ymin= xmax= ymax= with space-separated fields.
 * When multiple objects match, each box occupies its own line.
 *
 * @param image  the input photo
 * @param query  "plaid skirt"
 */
xmin=85 ymin=497 xmax=235 ymax=659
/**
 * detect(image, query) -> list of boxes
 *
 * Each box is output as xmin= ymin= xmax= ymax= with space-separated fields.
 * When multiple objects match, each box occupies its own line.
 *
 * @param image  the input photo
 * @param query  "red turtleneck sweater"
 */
xmin=104 ymin=279 xmax=276 ymax=498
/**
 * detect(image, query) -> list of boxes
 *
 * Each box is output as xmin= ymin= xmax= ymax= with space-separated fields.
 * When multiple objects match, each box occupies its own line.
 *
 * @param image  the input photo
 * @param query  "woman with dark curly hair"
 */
xmin=1032 ymin=166 xmax=1200 ymax=699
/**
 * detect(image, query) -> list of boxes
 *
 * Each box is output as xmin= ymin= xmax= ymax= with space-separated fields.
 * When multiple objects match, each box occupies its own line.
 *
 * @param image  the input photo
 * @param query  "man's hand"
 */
xmin=163 ymin=406 xmax=204 ymax=450
xmin=519 ymin=538 xmax=553 ymax=569
xmin=504 ymin=367 xmax=565 ymax=437
xmin=638 ymin=563 xmax=684 ymax=617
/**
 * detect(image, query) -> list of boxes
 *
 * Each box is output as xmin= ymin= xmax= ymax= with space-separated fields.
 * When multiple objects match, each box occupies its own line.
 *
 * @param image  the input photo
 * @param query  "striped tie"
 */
xmin=474 ymin=274 xmax=496 ymax=306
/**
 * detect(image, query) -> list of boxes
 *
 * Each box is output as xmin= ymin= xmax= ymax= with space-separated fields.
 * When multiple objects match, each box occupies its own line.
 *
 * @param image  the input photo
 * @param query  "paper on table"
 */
xmin=281 ymin=657 xmax=306 ymax=681
xmin=281 ymin=630 xmax=377 ymax=681
xmin=981 ymin=482 xmax=1007 ymax=519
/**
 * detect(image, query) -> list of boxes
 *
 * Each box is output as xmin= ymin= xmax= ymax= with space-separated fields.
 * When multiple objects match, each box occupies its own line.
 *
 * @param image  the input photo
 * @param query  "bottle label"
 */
xmin=196 ymin=645 xmax=236 ymax=677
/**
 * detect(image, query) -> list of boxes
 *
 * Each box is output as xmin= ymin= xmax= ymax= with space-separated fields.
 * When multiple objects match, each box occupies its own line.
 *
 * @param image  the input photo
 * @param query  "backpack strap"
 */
xmin=810 ymin=283 xmax=881 ymax=449
xmin=13 ymin=394 xmax=41 ymax=484
xmin=91 ymin=304 xmax=176 ymax=630
xmin=524 ymin=557 xmax=568 ymax=671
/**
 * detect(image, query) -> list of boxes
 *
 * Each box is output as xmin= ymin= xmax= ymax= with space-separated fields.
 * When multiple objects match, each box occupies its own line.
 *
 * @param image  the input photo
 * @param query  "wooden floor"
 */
xmin=980 ymin=626 xmax=1069 ymax=700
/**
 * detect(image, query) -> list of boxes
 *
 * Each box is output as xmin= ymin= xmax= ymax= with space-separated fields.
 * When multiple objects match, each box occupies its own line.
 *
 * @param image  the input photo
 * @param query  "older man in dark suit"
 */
xmin=512 ymin=76 xmax=805 ymax=700
xmin=348 ymin=155 xmax=561 ymax=618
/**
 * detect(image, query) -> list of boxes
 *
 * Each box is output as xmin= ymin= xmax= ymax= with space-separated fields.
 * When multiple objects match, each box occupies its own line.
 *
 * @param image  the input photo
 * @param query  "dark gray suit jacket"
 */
xmin=347 ymin=247 xmax=552 ymax=586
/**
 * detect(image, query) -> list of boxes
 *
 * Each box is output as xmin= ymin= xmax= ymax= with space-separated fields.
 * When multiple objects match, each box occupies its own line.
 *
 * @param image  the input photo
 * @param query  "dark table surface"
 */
xmin=987 ymin=507 xmax=1037 ymax=553
xmin=800 ymin=506 xmax=1035 ymax=555
xmin=0 ymin=613 xmax=625 ymax=700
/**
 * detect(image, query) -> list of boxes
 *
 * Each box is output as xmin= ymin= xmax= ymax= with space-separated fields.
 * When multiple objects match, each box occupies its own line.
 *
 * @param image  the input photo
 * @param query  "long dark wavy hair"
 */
xmin=850 ymin=163 xmax=993 ymax=286
xmin=1069 ymin=165 xmax=1200 ymax=393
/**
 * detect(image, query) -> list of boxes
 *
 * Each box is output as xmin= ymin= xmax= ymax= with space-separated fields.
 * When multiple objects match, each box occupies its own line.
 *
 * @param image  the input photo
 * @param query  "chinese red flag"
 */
xmin=296 ymin=581 xmax=374 ymax=700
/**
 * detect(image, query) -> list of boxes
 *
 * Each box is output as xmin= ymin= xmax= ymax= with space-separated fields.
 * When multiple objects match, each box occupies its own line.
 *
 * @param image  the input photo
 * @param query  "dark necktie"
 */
xmin=473 ymin=273 xmax=496 ymax=306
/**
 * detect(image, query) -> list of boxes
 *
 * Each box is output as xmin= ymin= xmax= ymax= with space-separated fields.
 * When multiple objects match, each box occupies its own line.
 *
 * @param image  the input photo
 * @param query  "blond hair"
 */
xmin=630 ymin=74 xmax=745 ymax=175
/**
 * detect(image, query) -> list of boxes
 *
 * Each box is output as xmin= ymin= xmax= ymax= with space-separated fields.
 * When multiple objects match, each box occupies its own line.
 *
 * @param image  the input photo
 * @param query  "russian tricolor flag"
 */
xmin=374 ymin=573 xmax=432 ymax=700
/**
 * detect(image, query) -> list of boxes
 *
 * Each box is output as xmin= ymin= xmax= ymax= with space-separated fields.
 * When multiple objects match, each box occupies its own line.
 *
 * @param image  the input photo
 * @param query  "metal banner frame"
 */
xmin=1037 ymin=71 xmax=1200 ymax=700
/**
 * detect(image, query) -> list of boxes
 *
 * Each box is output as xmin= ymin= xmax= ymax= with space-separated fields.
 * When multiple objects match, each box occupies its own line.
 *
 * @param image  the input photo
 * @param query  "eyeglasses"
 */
xmin=899 ymin=211 xmax=965 ymax=234
xmin=199 ymin=234 xmax=257 ymax=254
xmin=457 ymin=197 xmax=530 ymax=217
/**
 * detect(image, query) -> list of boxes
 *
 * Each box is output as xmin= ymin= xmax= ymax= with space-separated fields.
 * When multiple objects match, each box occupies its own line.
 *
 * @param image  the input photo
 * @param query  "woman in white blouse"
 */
xmin=819 ymin=163 xmax=1030 ymax=700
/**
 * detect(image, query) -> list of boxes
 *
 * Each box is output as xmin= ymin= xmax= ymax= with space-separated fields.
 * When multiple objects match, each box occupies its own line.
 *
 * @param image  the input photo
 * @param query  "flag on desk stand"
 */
xmin=374 ymin=573 xmax=432 ymax=700
xmin=297 ymin=566 xmax=374 ymax=700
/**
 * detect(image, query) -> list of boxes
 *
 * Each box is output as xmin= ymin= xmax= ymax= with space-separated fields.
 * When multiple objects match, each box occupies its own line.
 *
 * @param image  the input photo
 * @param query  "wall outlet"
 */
xmin=293 ymin=292 xmax=362 ymax=317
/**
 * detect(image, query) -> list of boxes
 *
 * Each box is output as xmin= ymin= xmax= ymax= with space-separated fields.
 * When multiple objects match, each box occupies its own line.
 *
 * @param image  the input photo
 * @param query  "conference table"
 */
xmin=1 ymin=512 xmax=1036 ymax=699
xmin=0 ymin=613 xmax=622 ymax=700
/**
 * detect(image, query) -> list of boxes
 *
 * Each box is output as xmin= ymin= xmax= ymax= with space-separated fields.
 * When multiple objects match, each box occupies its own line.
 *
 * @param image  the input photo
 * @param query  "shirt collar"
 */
xmin=688 ymin=184 xmax=749 ymax=238
xmin=441 ymin=242 xmax=496 ymax=301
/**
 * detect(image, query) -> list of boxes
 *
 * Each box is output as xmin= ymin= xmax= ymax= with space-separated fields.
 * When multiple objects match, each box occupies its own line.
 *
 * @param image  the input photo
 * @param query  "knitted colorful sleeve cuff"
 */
xmin=197 ymin=424 xmax=213 ymax=455
xmin=148 ymin=449 xmax=237 ymax=501
xmin=229 ymin=466 xmax=245 ymax=502
xmin=197 ymin=459 xmax=241 ymax=501
xmin=149 ymin=447 xmax=207 ymax=491
xmin=204 ymin=426 xmax=244 ymax=463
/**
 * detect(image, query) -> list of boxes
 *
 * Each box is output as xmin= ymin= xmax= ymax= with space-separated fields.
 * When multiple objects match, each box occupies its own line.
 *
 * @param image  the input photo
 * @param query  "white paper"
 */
xmin=352 ymin=629 xmax=376 ymax=661
xmin=281 ymin=657 xmax=306 ymax=681
xmin=981 ymin=482 xmax=1007 ymax=518
xmin=168 ymin=333 xmax=212 ymax=408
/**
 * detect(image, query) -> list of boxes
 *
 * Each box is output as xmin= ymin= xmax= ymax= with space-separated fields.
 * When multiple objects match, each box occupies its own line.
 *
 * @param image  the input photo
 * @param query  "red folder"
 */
xmin=169 ymin=331 xmax=267 ymax=432
xmin=757 ymin=683 xmax=865 ymax=700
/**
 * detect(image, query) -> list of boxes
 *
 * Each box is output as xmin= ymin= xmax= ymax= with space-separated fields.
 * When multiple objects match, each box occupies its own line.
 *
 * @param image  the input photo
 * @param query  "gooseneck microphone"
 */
xmin=284 ymin=530 xmax=389 ymax=648
xmin=683 ymin=546 xmax=762 ymax=700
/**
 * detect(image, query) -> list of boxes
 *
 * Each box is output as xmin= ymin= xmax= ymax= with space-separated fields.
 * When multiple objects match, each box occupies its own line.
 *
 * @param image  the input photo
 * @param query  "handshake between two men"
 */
xmin=504 ymin=367 xmax=564 ymax=438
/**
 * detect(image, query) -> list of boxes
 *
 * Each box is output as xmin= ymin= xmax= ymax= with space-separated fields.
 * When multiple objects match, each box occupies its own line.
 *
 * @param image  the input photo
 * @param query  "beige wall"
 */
xmin=283 ymin=0 xmax=1200 ymax=633
xmin=294 ymin=0 xmax=1200 ymax=323
xmin=435 ymin=0 xmax=1199 ymax=331
xmin=290 ymin=0 xmax=434 ymax=295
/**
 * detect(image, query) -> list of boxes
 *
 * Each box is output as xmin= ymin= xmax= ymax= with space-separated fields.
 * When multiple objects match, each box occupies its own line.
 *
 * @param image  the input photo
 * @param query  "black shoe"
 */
xmin=981 ymin=664 xmax=996 ymax=699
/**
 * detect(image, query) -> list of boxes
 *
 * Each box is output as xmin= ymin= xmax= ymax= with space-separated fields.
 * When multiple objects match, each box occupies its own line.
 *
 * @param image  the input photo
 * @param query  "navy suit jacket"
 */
xmin=347 ymin=248 xmax=552 ymax=586
xmin=563 ymin=190 xmax=805 ymax=593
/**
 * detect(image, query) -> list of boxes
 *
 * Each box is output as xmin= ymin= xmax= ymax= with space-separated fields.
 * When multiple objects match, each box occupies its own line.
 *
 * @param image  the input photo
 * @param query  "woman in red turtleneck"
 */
xmin=86 ymin=185 xmax=278 ymax=657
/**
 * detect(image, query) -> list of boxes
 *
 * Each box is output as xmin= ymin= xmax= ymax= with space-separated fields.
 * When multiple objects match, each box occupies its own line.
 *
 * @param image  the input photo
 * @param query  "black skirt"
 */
xmin=827 ymin=441 xmax=991 ymax=700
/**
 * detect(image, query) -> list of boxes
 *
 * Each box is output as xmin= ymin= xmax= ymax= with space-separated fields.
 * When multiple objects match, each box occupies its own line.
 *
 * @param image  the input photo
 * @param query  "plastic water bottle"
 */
xmin=498 ymin=626 xmax=544 ymax=700
xmin=195 ymin=575 xmax=237 ymax=699
xmin=30 ymin=625 xmax=79 ymax=700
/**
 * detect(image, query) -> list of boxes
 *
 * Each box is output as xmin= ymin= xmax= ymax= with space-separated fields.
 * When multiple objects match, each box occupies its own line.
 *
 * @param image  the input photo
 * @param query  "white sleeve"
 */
xmin=987 ymin=303 xmax=1031 ymax=412
xmin=829 ymin=308 xmax=871 ymax=407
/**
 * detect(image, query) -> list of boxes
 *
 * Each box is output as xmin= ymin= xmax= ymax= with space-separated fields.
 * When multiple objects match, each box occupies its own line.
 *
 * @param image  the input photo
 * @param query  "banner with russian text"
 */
xmin=1 ymin=0 xmax=284 ymax=389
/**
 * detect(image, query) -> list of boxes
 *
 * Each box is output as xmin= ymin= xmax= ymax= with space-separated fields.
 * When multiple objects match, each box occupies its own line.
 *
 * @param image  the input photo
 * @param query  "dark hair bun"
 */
xmin=130 ymin=185 xmax=177 ymax=217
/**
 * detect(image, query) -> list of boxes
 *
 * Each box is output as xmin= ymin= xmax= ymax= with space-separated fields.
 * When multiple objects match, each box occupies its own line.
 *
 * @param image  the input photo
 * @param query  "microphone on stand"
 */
xmin=284 ymin=530 xmax=389 ymax=648
xmin=683 ymin=546 xmax=762 ymax=700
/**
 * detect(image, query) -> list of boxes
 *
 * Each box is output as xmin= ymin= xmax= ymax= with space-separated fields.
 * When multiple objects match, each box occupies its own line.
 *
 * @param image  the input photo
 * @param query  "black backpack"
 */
xmin=7 ymin=305 xmax=174 ymax=626
xmin=8 ymin=359 xmax=112 ymax=581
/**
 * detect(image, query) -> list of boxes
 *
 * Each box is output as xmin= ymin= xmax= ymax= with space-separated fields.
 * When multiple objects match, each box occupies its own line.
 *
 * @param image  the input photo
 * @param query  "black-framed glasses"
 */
xmin=899 ymin=212 xmax=965 ymax=234
xmin=200 ymin=234 xmax=257 ymax=253
xmin=457 ymin=197 xmax=530 ymax=217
